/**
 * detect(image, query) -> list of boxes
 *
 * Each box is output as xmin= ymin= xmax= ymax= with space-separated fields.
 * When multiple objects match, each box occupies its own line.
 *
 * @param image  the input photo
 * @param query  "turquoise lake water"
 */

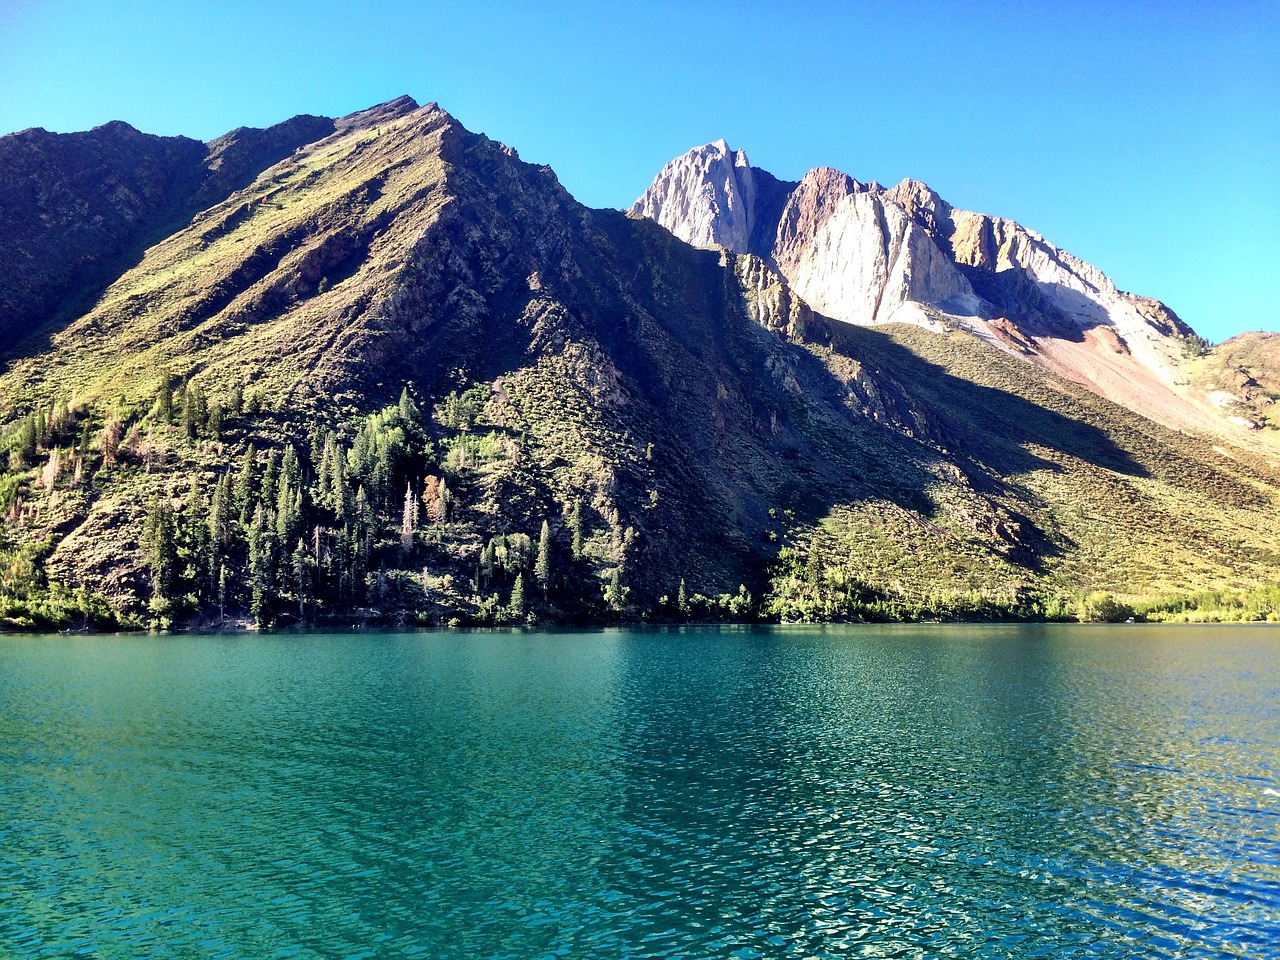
xmin=1 ymin=624 xmax=1278 ymax=958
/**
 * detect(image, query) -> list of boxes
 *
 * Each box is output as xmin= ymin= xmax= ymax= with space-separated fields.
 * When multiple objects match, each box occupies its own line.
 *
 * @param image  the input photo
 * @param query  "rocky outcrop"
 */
xmin=632 ymin=139 xmax=762 ymax=252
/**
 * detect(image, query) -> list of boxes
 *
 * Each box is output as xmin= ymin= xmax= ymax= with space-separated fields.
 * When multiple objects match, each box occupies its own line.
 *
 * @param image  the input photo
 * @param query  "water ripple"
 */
xmin=1 ymin=626 xmax=1278 ymax=958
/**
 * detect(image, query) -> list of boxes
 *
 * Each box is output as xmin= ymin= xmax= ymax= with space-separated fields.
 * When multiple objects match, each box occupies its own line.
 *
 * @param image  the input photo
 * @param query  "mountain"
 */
xmin=2 ymin=100 xmax=1279 ymax=630
xmin=633 ymin=141 xmax=1269 ymax=444
xmin=0 ymin=110 xmax=339 ymax=356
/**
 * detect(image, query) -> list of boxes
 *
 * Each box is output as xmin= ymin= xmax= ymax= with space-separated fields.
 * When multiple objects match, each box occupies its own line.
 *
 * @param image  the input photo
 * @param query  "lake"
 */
xmin=1 ymin=624 xmax=1277 ymax=958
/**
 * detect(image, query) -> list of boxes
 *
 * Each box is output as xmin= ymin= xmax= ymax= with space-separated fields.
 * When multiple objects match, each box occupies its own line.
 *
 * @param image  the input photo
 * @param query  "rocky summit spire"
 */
xmin=631 ymin=140 xmax=759 ymax=251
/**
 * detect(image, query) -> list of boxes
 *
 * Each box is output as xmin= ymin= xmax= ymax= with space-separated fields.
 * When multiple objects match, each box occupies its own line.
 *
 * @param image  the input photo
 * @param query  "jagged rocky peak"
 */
xmin=631 ymin=139 xmax=760 ymax=251
xmin=633 ymin=142 xmax=1242 ymax=437
xmin=885 ymin=178 xmax=951 ymax=235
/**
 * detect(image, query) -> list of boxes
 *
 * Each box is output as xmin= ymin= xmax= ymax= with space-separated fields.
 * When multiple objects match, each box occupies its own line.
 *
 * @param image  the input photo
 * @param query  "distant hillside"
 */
xmin=1186 ymin=332 xmax=1280 ymax=432
xmin=2 ymin=99 xmax=1278 ymax=630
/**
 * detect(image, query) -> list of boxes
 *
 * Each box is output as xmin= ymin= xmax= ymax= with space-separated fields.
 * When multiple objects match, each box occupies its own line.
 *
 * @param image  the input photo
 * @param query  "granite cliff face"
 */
xmin=633 ymin=144 xmax=1238 ymax=439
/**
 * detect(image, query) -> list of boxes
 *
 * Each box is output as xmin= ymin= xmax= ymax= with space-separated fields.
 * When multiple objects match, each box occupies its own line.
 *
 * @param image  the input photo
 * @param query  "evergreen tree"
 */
xmin=276 ymin=474 xmax=299 ymax=544
xmin=400 ymin=480 xmax=419 ymax=553
xmin=207 ymin=403 xmax=223 ymax=442
xmin=478 ymin=541 xmax=496 ymax=589
xmin=247 ymin=504 xmax=277 ymax=627
xmin=155 ymin=369 xmax=174 ymax=423
xmin=33 ymin=407 xmax=47 ymax=448
xmin=217 ymin=564 xmax=228 ymax=623
xmin=179 ymin=480 xmax=213 ymax=603
xmin=77 ymin=420 xmax=92 ymax=462
xmin=292 ymin=538 xmax=313 ymax=621
xmin=678 ymin=578 xmax=689 ymax=615
xmin=142 ymin=498 xmax=178 ymax=606
xmin=261 ymin=448 xmax=281 ymax=509
xmin=281 ymin=444 xmax=301 ymax=491
xmin=309 ymin=426 xmax=326 ymax=472
xmin=604 ymin=565 xmax=624 ymax=612
xmin=327 ymin=440 xmax=350 ymax=518
xmin=234 ymin=444 xmax=257 ymax=519
xmin=209 ymin=472 xmax=232 ymax=547
xmin=509 ymin=573 xmax=525 ymax=618
xmin=399 ymin=386 xmax=420 ymax=423
xmin=535 ymin=519 xmax=552 ymax=597
xmin=181 ymin=384 xmax=196 ymax=440
xmin=438 ymin=479 xmax=452 ymax=524
xmin=569 ymin=499 xmax=583 ymax=559
xmin=17 ymin=416 xmax=37 ymax=466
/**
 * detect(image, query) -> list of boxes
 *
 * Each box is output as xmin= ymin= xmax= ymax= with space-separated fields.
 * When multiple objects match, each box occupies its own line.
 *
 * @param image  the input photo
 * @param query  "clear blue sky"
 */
xmin=2 ymin=0 xmax=1276 ymax=342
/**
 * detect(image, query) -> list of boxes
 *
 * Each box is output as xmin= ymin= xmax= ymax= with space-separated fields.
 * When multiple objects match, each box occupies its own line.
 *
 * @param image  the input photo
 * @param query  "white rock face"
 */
xmin=632 ymin=143 xmax=1229 ymax=437
xmin=790 ymin=191 xmax=978 ymax=326
xmin=631 ymin=139 xmax=757 ymax=251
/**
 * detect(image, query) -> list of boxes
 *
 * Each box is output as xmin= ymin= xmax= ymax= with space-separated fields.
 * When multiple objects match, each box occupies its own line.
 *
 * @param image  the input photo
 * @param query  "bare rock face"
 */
xmin=633 ymin=143 xmax=1236 ymax=439
xmin=631 ymin=139 xmax=759 ymax=251
xmin=788 ymin=190 xmax=980 ymax=327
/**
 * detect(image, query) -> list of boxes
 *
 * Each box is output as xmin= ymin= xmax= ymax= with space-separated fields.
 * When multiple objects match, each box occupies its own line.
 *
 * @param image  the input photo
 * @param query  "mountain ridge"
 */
xmin=2 ymin=99 xmax=1278 ymax=630
xmin=632 ymin=140 xmax=1264 ymax=445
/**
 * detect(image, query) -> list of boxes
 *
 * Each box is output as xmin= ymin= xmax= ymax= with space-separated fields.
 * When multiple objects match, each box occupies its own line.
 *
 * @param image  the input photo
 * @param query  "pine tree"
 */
xmin=209 ymin=471 xmax=232 ymax=549
xmin=234 ymin=444 xmax=257 ymax=519
xmin=509 ymin=573 xmax=526 ymax=618
xmin=181 ymin=383 xmax=196 ymax=440
xmin=77 ymin=419 xmax=92 ymax=462
xmin=399 ymin=386 xmax=419 ymax=423
xmin=400 ymin=480 xmax=419 ymax=553
xmin=309 ymin=426 xmax=326 ymax=472
xmin=261 ymin=449 xmax=281 ymax=509
xmin=247 ymin=504 xmax=276 ymax=627
xmin=535 ymin=519 xmax=552 ymax=597
xmin=478 ymin=541 xmax=496 ymax=589
xmin=180 ymin=479 xmax=213 ymax=603
xmin=677 ymin=578 xmax=689 ymax=615
xmin=142 ymin=498 xmax=178 ymax=605
xmin=281 ymin=444 xmax=301 ymax=492
xmin=604 ymin=565 xmax=623 ymax=612
xmin=17 ymin=415 xmax=38 ymax=466
xmin=327 ymin=440 xmax=350 ymax=517
xmin=569 ymin=499 xmax=583 ymax=559
xmin=292 ymin=538 xmax=312 ymax=621
xmin=805 ymin=544 xmax=822 ymax=589
xmin=276 ymin=473 xmax=297 ymax=543
xmin=155 ymin=369 xmax=174 ymax=423
xmin=207 ymin=403 xmax=223 ymax=442
xmin=439 ymin=479 xmax=452 ymax=524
